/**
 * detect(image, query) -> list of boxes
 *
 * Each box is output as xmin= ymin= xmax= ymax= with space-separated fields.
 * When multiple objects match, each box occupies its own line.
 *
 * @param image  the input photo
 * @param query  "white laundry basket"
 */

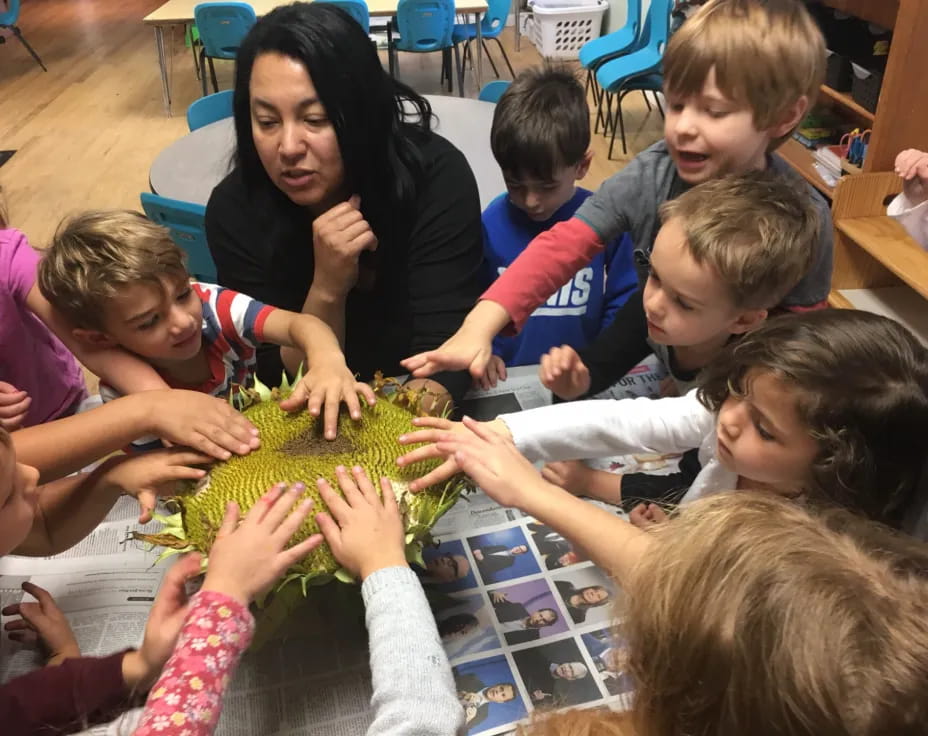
xmin=526 ymin=0 xmax=608 ymax=60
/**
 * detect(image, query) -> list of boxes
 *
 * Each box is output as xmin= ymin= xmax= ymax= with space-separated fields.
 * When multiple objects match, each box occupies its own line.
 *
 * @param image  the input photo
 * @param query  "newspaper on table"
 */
xmin=0 ymin=359 xmax=667 ymax=736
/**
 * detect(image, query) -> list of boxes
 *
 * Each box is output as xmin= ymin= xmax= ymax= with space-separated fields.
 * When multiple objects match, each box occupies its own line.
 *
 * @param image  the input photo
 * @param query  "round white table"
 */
xmin=148 ymin=94 xmax=505 ymax=210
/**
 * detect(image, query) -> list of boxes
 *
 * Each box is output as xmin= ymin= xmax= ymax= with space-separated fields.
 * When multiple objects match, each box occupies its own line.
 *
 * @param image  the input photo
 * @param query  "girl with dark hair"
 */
xmin=399 ymin=309 xmax=928 ymax=529
xmin=205 ymin=2 xmax=484 ymax=410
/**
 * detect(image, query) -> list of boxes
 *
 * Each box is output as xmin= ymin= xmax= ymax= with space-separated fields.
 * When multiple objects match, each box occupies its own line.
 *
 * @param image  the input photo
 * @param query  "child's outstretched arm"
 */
xmin=25 ymin=284 xmax=169 ymax=394
xmin=315 ymin=466 xmax=464 ymax=736
xmin=261 ymin=310 xmax=377 ymax=439
xmin=13 ymin=390 xmax=259 ymax=481
xmin=435 ymin=418 xmax=650 ymax=585
xmin=134 ymin=484 xmax=322 ymax=736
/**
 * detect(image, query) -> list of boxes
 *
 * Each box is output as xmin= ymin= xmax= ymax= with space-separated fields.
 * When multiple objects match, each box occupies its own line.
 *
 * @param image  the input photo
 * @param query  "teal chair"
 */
xmin=452 ymin=0 xmax=514 ymax=89
xmin=478 ymin=80 xmax=510 ymax=103
xmin=0 ymin=0 xmax=46 ymax=71
xmin=317 ymin=0 xmax=371 ymax=32
xmin=193 ymin=2 xmax=257 ymax=96
xmin=389 ymin=0 xmax=459 ymax=95
xmin=140 ymin=193 xmax=217 ymax=283
xmin=187 ymin=90 xmax=234 ymax=131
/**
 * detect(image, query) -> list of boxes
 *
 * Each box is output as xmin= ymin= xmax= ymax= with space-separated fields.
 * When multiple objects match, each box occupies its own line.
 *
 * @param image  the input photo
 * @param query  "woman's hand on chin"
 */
xmin=311 ymin=194 xmax=378 ymax=299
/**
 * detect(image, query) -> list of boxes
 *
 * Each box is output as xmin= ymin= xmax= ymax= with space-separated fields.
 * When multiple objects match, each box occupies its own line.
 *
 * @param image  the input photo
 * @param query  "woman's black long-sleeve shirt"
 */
xmin=205 ymin=131 xmax=484 ymax=403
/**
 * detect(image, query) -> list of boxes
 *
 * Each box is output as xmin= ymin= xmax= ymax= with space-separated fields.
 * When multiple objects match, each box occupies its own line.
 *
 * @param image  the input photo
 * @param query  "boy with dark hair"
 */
xmin=480 ymin=66 xmax=636 ymax=380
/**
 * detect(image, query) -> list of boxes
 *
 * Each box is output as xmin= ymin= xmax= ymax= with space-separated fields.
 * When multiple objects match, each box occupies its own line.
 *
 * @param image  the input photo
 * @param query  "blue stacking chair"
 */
xmin=140 ymin=193 xmax=217 ymax=283
xmin=478 ymin=80 xmax=510 ymax=103
xmin=186 ymin=89 xmax=234 ymax=131
xmin=609 ymin=72 xmax=664 ymax=158
xmin=317 ymin=0 xmax=371 ymax=32
xmin=389 ymin=0 xmax=458 ymax=95
xmin=596 ymin=0 xmax=671 ymax=158
xmin=193 ymin=2 xmax=257 ymax=96
xmin=578 ymin=0 xmax=641 ymax=131
xmin=452 ymin=0 xmax=514 ymax=91
xmin=0 ymin=0 xmax=46 ymax=71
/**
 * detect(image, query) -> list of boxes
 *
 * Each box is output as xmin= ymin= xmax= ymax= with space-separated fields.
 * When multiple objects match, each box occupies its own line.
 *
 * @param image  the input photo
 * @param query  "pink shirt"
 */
xmin=0 ymin=229 xmax=86 ymax=426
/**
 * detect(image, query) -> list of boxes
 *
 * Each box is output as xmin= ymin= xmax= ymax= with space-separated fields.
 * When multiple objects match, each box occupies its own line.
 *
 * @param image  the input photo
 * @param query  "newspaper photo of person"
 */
xmin=526 ymin=522 xmax=582 ymax=571
xmin=418 ymin=539 xmax=478 ymax=593
xmin=487 ymin=578 xmax=569 ymax=645
xmin=581 ymin=628 xmax=635 ymax=697
xmin=552 ymin=566 xmax=617 ymax=626
xmin=454 ymin=655 xmax=527 ymax=734
xmin=430 ymin=591 xmax=502 ymax=659
xmin=467 ymin=527 xmax=540 ymax=585
xmin=512 ymin=638 xmax=602 ymax=709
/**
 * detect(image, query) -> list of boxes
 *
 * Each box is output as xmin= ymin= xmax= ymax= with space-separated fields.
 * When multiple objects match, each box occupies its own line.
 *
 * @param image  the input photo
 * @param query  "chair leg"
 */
xmin=641 ymin=90 xmax=652 ymax=111
xmin=654 ymin=92 xmax=664 ymax=118
xmin=608 ymin=94 xmax=621 ymax=160
xmin=10 ymin=26 xmax=47 ymax=71
xmin=188 ymin=25 xmax=200 ymax=81
xmin=199 ymin=48 xmax=209 ymax=97
xmin=617 ymin=90 xmax=629 ymax=156
xmin=594 ymin=82 xmax=608 ymax=135
xmin=481 ymin=39 xmax=499 ymax=79
xmin=453 ymin=43 xmax=464 ymax=98
xmin=208 ymin=56 xmax=219 ymax=94
xmin=491 ymin=37 xmax=515 ymax=78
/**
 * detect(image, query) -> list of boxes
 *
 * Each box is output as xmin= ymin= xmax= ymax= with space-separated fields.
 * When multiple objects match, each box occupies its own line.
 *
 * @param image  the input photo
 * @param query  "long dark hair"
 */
xmin=232 ymin=2 xmax=433 ymax=235
xmin=698 ymin=310 xmax=928 ymax=528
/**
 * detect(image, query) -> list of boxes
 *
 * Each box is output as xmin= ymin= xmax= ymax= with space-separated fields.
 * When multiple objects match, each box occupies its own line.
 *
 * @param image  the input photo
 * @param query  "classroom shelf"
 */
xmin=821 ymin=0 xmax=897 ymax=30
xmin=835 ymin=216 xmax=928 ymax=300
xmin=837 ymin=286 xmax=928 ymax=346
xmin=819 ymin=84 xmax=875 ymax=124
xmin=779 ymin=138 xmax=835 ymax=200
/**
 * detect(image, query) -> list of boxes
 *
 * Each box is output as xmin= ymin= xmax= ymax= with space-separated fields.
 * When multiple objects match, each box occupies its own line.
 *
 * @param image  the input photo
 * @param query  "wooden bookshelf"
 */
xmin=779 ymin=138 xmax=834 ymax=199
xmin=818 ymin=84 xmax=875 ymax=124
xmin=821 ymin=0 xmax=898 ymax=30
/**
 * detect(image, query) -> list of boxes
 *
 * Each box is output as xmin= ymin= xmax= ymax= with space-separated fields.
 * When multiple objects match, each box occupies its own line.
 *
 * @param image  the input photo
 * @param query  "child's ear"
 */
xmin=575 ymin=150 xmax=593 ymax=180
xmin=71 ymin=328 xmax=118 ymax=349
xmin=769 ymin=95 xmax=810 ymax=140
xmin=729 ymin=308 xmax=768 ymax=335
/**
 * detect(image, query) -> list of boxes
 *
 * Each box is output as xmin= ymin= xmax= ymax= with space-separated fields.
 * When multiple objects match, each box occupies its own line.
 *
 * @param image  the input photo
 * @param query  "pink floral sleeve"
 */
xmin=135 ymin=590 xmax=254 ymax=736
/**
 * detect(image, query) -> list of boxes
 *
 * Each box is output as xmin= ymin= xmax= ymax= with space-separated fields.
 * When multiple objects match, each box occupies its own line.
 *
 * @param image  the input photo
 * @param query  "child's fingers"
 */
xmin=261 ymin=482 xmax=306 ymax=530
xmin=247 ymin=483 xmax=287 ymax=525
xmin=350 ymin=466 xmax=378 ymax=503
xmin=280 ymin=533 xmax=324 ymax=568
xmin=334 ymin=465 xmax=366 ymax=506
xmin=0 ymin=395 xmax=30 ymax=418
xmin=137 ymin=491 xmax=156 ymax=524
xmin=380 ymin=477 xmax=399 ymax=513
xmin=407 ymin=458 xmax=460 ymax=492
xmin=0 ymin=389 xmax=28 ymax=407
xmin=409 ymin=416 xmax=453 ymax=430
xmin=321 ymin=388 xmax=341 ymax=439
xmin=395 ymin=444 xmax=443 ymax=467
xmin=314 ymin=511 xmax=342 ymax=548
xmin=270 ymin=498 xmax=315 ymax=548
xmin=460 ymin=416 xmax=507 ymax=445
xmin=341 ymin=385 xmax=363 ymax=422
xmin=20 ymin=583 xmax=55 ymax=612
xmin=356 ymin=382 xmax=377 ymax=407
xmin=215 ymin=501 xmax=241 ymax=539
xmin=453 ymin=449 xmax=498 ymax=491
xmin=399 ymin=352 xmax=429 ymax=372
xmin=497 ymin=361 xmax=507 ymax=383
xmin=316 ymin=478 xmax=351 ymax=521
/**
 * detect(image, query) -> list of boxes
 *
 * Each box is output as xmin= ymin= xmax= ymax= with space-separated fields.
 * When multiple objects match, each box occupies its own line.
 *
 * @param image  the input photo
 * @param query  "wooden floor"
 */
xmin=0 ymin=0 xmax=665 ymax=246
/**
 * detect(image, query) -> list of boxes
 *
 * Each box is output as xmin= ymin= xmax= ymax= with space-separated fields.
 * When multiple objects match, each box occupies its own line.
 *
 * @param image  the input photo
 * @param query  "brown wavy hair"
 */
xmin=697 ymin=310 xmax=928 ymax=527
xmin=522 ymin=493 xmax=928 ymax=736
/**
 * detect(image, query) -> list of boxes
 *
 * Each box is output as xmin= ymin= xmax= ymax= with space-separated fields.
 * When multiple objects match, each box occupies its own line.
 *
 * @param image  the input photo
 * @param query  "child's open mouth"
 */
xmin=677 ymin=151 xmax=709 ymax=164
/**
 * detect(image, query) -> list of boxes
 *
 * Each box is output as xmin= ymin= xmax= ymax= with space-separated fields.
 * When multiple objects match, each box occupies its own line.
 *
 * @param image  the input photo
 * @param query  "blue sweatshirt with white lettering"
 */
xmin=482 ymin=188 xmax=637 ymax=367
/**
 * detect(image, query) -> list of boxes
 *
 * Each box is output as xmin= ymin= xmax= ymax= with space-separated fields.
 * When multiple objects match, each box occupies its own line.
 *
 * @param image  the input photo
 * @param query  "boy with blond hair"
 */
xmin=402 ymin=0 xmax=831 ymax=382
xmin=38 ymin=211 xmax=373 ymax=442
xmin=539 ymin=170 xmax=818 ymax=505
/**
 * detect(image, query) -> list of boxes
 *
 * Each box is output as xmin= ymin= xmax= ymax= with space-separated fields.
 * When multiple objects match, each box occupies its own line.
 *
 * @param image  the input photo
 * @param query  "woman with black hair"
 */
xmin=206 ymin=2 xmax=484 ymax=410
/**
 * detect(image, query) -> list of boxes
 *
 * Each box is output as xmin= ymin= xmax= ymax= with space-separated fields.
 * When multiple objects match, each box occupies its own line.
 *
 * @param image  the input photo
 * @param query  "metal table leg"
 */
xmin=474 ymin=12 xmax=483 ymax=93
xmin=514 ymin=0 xmax=520 ymax=51
xmin=155 ymin=25 xmax=172 ymax=116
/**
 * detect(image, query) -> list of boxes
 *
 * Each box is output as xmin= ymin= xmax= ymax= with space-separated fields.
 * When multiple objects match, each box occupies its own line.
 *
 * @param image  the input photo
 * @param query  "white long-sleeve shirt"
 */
xmin=887 ymin=192 xmax=928 ymax=249
xmin=500 ymin=391 xmax=736 ymax=504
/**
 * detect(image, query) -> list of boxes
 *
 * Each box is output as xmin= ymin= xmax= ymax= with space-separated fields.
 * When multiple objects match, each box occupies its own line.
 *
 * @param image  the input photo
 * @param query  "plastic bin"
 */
xmin=824 ymin=49 xmax=853 ymax=92
xmin=526 ymin=0 xmax=607 ymax=60
xmin=851 ymin=62 xmax=883 ymax=113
